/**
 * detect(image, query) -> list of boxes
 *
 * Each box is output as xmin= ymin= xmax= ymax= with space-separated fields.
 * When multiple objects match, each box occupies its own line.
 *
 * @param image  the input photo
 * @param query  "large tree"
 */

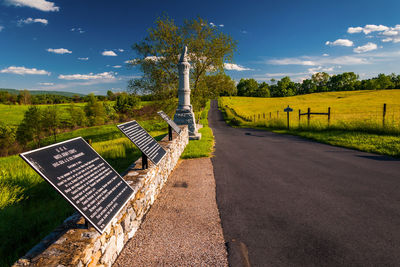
xmin=128 ymin=15 xmax=237 ymax=110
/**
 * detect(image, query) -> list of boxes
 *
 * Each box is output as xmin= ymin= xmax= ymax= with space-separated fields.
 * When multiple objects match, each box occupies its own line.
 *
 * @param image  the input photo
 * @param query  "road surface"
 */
xmin=209 ymin=100 xmax=400 ymax=267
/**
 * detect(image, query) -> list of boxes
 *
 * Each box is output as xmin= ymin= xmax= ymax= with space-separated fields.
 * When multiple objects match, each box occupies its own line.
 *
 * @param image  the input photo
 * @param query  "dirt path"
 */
xmin=114 ymin=158 xmax=228 ymax=267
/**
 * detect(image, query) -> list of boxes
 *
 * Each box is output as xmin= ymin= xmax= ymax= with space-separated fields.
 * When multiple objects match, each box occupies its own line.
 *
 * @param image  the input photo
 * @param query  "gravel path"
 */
xmin=114 ymin=158 xmax=228 ymax=267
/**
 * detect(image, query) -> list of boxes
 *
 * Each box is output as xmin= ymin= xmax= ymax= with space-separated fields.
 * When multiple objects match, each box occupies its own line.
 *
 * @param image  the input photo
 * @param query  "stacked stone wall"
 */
xmin=13 ymin=126 xmax=188 ymax=267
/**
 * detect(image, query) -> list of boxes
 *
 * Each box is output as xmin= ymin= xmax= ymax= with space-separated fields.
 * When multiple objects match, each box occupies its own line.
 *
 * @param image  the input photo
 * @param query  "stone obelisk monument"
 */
xmin=173 ymin=46 xmax=201 ymax=140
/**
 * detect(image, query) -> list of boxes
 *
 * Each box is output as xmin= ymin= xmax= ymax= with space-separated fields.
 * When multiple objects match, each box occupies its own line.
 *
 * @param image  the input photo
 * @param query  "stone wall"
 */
xmin=14 ymin=126 xmax=188 ymax=267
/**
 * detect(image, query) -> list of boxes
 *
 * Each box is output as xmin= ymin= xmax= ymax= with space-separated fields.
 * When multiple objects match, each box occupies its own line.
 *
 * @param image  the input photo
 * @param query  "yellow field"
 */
xmin=220 ymin=90 xmax=400 ymax=128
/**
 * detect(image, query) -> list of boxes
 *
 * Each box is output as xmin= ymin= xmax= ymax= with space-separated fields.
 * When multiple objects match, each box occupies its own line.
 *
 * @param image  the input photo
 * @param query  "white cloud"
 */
xmin=102 ymin=50 xmax=117 ymax=56
xmin=124 ymin=60 xmax=135 ymax=64
xmin=268 ymin=55 xmax=369 ymax=66
xmin=353 ymin=42 xmax=378 ymax=53
xmin=322 ymin=53 xmax=329 ymax=56
xmin=219 ymin=24 xmax=224 ymax=27
xmin=0 ymin=66 xmax=50 ymax=75
xmin=118 ymin=49 xmax=124 ymax=52
xmin=382 ymin=30 xmax=398 ymax=36
xmin=224 ymin=63 xmax=252 ymax=71
xmin=241 ymin=30 xmax=247 ymax=34
xmin=38 ymin=82 xmax=54 ymax=85
xmin=47 ymin=48 xmax=72 ymax=54
xmin=347 ymin=27 xmax=363 ymax=34
xmin=78 ymin=57 xmax=89 ymax=61
xmin=71 ymin=27 xmax=84 ymax=33
xmin=5 ymin=0 xmax=59 ymax=11
xmin=325 ymin=39 xmax=354 ymax=47
xmin=210 ymin=22 xmax=216 ymax=27
xmin=0 ymin=26 xmax=4 ymax=32
xmin=58 ymin=72 xmax=115 ymax=80
xmin=347 ymin=24 xmax=390 ymax=34
xmin=112 ymin=65 xmax=122 ymax=68
xmin=363 ymin=24 xmax=389 ymax=34
xmin=268 ymin=58 xmax=316 ymax=66
xmin=18 ymin=17 xmax=48 ymax=26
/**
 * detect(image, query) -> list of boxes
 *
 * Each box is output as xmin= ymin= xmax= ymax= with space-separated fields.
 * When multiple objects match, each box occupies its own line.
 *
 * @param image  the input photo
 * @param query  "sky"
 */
xmin=1 ymin=0 xmax=400 ymax=95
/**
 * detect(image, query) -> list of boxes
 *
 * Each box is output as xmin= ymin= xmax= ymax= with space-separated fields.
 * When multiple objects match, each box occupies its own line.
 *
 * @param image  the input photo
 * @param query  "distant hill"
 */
xmin=0 ymin=88 xmax=86 ymax=97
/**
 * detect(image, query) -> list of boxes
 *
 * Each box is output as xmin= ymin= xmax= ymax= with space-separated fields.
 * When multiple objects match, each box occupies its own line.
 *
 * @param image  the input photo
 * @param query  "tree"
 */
xmin=68 ymin=104 xmax=86 ymax=128
xmin=254 ymin=82 xmax=270 ymax=97
xmin=128 ymin=15 xmax=237 ymax=110
xmin=0 ymin=122 xmax=16 ymax=156
xmin=272 ymin=76 xmax=296 ymax=97
xmin=16 ymin=106 xmax=43 ymax=147
xmin=311 ymin=72 xmax=330 ymax=92
xmin=114 ymin=93 xmax=140 ymax=114
xmin=17 ymin=90 xmax=31 ymax=105
xmin=107 ymin=90 xmax=116 ymax=101
xmin=375 ymin=73 xmax=393 ymax=89
xmin=84 ymin=93 xmax=106 ymax=126
xmin=237 ymin=78 xmax=258 ymax=96
xmin=42 ymin=105 xmax=60 ymax=143
xmin=203 ymin=73 xmax=237 ymax=97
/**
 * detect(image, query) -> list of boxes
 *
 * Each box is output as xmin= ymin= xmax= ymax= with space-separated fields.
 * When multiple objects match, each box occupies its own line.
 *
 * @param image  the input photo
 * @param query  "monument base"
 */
xmin=174 ymin=108 xmax=202 ymax=140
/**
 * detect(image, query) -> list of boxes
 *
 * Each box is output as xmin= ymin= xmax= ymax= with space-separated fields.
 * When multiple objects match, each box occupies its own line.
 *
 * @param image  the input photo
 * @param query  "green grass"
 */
xmin=219 ymin=90 xmax=400 ymax=158
xmin=0 ymin=123 xmax=167 ymax=267
xmin=180 ymin=101 xmax=215 ymax=159
xmin=0 ymin=101 xmax=154 ymax=127
xmin=0 ymin=103 xmax=87 ymax=127
xmin=273 ymin=129 xmax=400 ymax=157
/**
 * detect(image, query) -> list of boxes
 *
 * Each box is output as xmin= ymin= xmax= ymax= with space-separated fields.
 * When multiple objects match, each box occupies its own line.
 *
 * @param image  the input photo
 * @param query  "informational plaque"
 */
xmin=20 ymin=137 xmax=134 ymax=234
xmin=117 ymin=120 xmax=167 ymax=165
xmin=157 ymin=111 xmax=182 ymax=135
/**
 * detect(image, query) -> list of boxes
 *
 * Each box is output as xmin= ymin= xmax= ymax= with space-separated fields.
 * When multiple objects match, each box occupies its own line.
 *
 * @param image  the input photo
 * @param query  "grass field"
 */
xmin=0 ymin=103 xmax=87 ymax=127
xmin=0 ymin=120 xmax=167 ymax=266
xmin=220 ymin=90 xmax=400 ymax=157
xmin=220 ymin=90 xmax=400 ymax=130
xmin=0 ymin=100 xmax=153 ymax=127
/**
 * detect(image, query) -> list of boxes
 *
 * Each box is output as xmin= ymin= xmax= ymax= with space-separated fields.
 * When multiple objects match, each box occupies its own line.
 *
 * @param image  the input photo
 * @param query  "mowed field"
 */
xmin=220 ymin=89 xmax=400 ymax=128
xmin=220 ymin=90 xmax=400 ymax=157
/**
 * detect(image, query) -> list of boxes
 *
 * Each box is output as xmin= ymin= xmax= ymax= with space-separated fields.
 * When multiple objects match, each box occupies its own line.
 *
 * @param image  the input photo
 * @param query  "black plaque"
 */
xmin=20 ymin=137 xmax=134 ymax=234
xmin=117 ymin=120 xmax=167 ymax=165
xmin=157 ymin=111 xmax=182 ymax=135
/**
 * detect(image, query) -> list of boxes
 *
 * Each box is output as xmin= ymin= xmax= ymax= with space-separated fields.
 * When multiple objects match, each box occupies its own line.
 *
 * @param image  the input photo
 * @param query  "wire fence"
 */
xmin=229 ymin=103 xmax=400 ymax=133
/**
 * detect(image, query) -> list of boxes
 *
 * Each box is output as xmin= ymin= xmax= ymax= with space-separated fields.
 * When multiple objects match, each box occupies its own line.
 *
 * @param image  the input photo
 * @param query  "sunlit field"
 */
xmin=219 ymin=90 xmax=400 ymax=157
xmin=220 ymin=90 xmax=400 ymax=132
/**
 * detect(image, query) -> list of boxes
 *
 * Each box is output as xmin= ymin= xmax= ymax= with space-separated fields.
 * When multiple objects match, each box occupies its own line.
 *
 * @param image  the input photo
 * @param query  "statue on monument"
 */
xmin=173 ymin=46 xmax=202 ymax=140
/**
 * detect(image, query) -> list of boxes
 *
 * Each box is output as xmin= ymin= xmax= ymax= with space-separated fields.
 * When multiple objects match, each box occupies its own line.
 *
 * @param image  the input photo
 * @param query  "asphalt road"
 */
xmin=209 ymin=100 xmax=400 ymax=267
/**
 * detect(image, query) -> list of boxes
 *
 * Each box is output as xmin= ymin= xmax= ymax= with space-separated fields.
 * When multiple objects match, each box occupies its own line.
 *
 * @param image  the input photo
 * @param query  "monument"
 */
xmin=173 ymin=46 xmax=201 ymax=140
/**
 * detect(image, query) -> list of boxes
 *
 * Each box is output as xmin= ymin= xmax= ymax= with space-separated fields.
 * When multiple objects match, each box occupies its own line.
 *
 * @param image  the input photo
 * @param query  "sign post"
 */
xmin=157 ymin=111 xmax=182 ymax=141
xmin=117 ymin=120 xmax=167 ymax=169
xmin=20 ymin=137 xmax=134 ymax=234
xmin=284 ymin=105 xmax=293 ymax=129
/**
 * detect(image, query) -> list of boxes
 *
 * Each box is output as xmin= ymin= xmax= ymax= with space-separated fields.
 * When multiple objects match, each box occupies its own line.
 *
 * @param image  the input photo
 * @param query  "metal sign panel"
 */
xmin=157 ymin=111 xmax=182 ymax=135
xmin=284 ymin=106 xmax=293 ymax=112
xmin=117 ymin=120 xmax=167 ymax=165
xmin=20 ymin=137 xmax=134 ymax=234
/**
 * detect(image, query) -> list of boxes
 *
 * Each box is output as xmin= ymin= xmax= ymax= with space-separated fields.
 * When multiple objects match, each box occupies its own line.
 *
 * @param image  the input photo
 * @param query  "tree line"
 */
xmin=236 ymin=72 xmax=400 ymax=97
xmin=0 ymin=93 xmax=140 ymax=156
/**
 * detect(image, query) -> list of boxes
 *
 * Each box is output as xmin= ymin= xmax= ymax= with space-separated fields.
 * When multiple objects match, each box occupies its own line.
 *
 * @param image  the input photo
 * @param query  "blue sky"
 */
xmin=1 ymin=0 xmax=400 ymax=95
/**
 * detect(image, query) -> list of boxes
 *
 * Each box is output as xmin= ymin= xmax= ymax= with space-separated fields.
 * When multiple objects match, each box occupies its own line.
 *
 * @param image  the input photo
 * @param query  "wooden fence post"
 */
xmin=277 ymin=111 xmax=279 ymax=118
xmin=307 ymin=107 xmax=311 ymax=127
xmin=328 ymin=107 xmax=331 ymax=127
xmin=263 ymin=113 xmax=265 ymax=119
xmin=383 ymin=103 xmax=387 ymax=127
xmin=270 ymin=112 xmax=271 ymax=118
xmin=299 ymin=109 xmax=301 ymax=125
